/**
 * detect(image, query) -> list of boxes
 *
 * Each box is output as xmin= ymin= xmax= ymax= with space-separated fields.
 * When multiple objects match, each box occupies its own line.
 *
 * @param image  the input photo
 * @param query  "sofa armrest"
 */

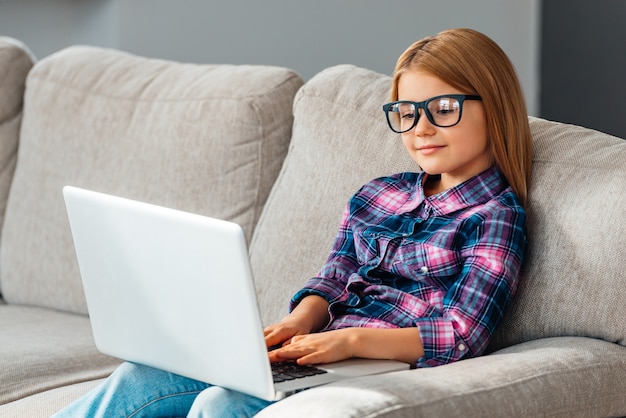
xmin=256 ymin=337 xmax=626 ymax=417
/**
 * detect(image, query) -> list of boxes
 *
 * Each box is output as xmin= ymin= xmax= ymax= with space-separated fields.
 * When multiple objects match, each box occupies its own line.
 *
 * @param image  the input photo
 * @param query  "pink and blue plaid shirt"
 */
xmin=290 ymin=165 xmax=527 ymax=367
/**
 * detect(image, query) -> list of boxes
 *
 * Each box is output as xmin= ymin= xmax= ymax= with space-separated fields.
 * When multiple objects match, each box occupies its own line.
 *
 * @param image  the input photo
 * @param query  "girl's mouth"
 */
xmin=418 ymin=145 xmax=445 ymax=155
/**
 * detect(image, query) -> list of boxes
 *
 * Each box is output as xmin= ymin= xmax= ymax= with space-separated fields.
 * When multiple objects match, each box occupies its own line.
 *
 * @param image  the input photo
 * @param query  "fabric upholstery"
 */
xmin=258 ymin=337 xmax=626 ymax=417
xmin=1 ymin=43 xmax=624 ymax=417
xmin=0 ymin=305 xmax=120 ymax=405
xmin=250 ymin=65 xmax=626 ymax=356
xmin=0 ymin=379 xmax=104 ymax=418
xmin=248 ymin=64 xmax=625 ymax=416
xmin=250 ymin=65 xmax=415 ymax=326
xmin=0 ymin=46 xmax=303 ymax=314
xmin=0 ymin=37 xmax=35 ymax=295
xmin=490 ymin=117 xmax=626 ymax=350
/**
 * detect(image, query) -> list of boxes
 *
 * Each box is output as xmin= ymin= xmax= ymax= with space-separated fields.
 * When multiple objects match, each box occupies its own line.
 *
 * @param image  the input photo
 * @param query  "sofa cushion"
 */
xmin=490 ymin=117 xmax=626 ymax=350
xmin=0 ymin=46 xmax=302 ymax=314
xmin=257 ymin=337 xmax=626 ymax=417
xmin=0 ymin=37 xmax=35 ymax=296
xmin=0 ymin=379 xmax=104 ymax=418
xmin=0 ymin=305 xmax=120 ymax=405
xmin=250 ymin=64 xmax=626 ymax=354
xmin=250 ymin=65 xmax=414 ymax=326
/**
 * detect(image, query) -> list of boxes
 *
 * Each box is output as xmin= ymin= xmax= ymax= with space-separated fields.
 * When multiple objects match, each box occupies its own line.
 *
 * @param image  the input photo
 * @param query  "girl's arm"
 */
xmin=413 ymin=199 xmax=527 ymax=367
xmin=268 ymin=327 xmax=424 ymax=365
xmin=288 ymin=202 xmax=361 ymax=312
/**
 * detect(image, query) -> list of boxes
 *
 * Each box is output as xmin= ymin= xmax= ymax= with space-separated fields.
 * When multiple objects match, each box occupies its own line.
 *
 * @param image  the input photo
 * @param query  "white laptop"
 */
xmin=63 ymin=186 xmax=409 ymax=401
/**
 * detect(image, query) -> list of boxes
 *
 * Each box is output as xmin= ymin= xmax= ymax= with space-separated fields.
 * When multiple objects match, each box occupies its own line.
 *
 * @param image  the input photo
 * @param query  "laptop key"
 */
xmin=272 ymin=362 xmax=327 ymax=383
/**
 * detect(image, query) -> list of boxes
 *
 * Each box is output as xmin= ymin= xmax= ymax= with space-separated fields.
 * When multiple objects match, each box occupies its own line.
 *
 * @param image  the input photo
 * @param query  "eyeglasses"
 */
xmin=382 ymin=94 xmax=482 ymax=133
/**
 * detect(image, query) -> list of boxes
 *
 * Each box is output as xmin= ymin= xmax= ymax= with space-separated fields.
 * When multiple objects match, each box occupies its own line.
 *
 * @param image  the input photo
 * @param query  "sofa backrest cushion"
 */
xmin=0 ymin=38 xmax=35 ymax=297
xmin=0 ymin=46 xmax=302 ymax=314
xmin=249 ymin=65 xmax=416 ymax=325
xmin=251 ymin=64 xmax=625 ymax=352
xmin=490 ymin=117 xmax=626 ymax=350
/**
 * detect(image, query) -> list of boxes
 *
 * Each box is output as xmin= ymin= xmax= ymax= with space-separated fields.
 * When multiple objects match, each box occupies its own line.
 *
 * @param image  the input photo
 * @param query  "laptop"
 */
xmin=63 ymin=186 xmax=409 ymax=401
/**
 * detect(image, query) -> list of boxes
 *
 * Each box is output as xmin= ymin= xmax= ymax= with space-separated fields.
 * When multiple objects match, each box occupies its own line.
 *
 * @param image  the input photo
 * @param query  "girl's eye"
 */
xmin=401 ymin=112 xmax=416 ymax=120
xmin=431 ymin=98 xmax=460 ymax=116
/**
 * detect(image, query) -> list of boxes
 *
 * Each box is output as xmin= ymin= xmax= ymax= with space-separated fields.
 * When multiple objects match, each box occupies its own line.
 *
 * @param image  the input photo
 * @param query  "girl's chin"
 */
xmin=415 ymin=162 xmax=444 ymax=175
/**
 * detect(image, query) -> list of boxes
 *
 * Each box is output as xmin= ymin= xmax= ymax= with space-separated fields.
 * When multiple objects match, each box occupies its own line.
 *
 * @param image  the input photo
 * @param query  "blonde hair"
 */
xmin=392 ymin=28 xmax=532 ymax=206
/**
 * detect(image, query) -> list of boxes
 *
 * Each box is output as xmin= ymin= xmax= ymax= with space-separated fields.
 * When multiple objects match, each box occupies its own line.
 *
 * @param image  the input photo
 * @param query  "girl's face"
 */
xmin=397 ymin=70 xmax=491 ymax=192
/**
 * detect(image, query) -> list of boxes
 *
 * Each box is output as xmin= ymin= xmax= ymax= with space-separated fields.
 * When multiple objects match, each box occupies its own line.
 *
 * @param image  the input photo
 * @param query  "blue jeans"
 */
xmin=51 ymin=362 xmax=274 ymax=418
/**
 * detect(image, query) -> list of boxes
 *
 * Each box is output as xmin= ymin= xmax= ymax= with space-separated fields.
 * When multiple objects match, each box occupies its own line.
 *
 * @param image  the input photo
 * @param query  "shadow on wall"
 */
xmin=540 ymin=0 xmax=626 ymax=138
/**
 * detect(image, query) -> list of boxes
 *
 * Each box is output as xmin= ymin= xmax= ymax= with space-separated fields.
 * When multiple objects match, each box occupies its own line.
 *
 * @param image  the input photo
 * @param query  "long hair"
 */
xmin=391 ymin=28 xmax=532 ymax=206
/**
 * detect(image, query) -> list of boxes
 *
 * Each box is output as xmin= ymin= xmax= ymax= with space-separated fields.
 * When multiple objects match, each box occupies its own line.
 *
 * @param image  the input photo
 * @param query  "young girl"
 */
xmin=53 ymin=28 xmax=531 ymax=417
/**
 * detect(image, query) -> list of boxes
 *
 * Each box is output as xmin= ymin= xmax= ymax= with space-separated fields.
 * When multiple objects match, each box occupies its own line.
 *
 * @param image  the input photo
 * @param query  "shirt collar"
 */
xmin=399 ymin=165 xmax=508 ymax=216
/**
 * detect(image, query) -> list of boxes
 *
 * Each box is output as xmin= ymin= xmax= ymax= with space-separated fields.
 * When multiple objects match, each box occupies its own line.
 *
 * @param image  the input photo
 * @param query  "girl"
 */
xmin=53 ymin=27 xmax=531 ymax=417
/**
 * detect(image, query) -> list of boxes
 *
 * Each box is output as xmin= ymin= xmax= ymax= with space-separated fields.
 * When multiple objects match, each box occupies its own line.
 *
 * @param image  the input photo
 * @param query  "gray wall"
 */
xmin=0 ymin=0 xmax=540 ymax=115
xmin=541 ymin=0 xmax=626 ymax=138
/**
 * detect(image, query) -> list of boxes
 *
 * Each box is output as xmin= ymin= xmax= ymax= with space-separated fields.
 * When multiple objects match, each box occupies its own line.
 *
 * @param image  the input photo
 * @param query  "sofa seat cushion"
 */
xmin=0 ymin=379 xmax=104 ymax=418
xmin=257 ymin=337 xmax=626 ymax=417
xmin=0 ymin=46 xmax=303 ymax=314
xmin=0 ymin=305 xmax=120 ymax=405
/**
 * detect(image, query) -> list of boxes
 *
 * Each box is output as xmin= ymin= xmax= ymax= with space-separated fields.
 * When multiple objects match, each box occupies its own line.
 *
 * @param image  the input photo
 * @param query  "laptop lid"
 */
xmin=63 ymin=186 xmax=409 ymax=402
xmin=63 ymin=186 xmax=277 ymax=400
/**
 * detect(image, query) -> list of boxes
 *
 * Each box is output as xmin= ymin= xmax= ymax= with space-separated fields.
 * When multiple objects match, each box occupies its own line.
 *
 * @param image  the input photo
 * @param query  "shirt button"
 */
xmin=458 ymin=343 xmax=467 ymax=351
xmin=420 ymin=266 xmax=429 ymax=274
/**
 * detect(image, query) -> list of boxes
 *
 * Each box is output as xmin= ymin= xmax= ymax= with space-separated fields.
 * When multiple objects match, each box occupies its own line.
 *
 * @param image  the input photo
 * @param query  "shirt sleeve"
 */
xmin=290 ymin=175 xmax=409 ymax=310
xmin=289 ymin=202 xmax=360 ymax=311
xmin=414 ymin=201 xmax=527 ymax=367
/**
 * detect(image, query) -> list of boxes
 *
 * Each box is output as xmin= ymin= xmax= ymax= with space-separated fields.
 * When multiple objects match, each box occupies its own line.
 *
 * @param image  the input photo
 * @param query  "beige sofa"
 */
xmin=1 ymin=36 xmax=624 ymax=417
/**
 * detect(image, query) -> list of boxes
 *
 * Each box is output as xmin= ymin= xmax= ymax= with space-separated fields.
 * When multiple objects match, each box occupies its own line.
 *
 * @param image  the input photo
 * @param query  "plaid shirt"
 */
xmin=290 ymin=166 xmax=527 ymax=367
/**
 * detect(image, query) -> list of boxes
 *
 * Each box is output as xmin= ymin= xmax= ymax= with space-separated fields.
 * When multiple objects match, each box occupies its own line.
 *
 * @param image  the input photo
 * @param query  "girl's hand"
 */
xmin=268 ymin=329 xmax=356 ymax=365
xmin=263 ymin=295 xmax=330 ymax=349
xmin=263 ymin=317 xmax=312 ymax=349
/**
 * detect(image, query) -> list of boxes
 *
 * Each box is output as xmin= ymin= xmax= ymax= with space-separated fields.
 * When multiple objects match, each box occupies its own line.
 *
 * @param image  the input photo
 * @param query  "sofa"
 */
xmin=0 ymin=36 xmax=624 ymax=417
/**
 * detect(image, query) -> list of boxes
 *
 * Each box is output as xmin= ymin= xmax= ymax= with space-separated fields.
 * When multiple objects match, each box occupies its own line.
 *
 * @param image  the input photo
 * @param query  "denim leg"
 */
xmin=187 ymin=386 xmax=275 ymax=418
xmin=51 ymin=362 xmax=211 ymax=418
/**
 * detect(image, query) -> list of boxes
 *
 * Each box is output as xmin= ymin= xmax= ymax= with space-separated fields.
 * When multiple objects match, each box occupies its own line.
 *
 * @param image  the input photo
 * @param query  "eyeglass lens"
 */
xmin=388 ymin=97 xmax=462 ymax=132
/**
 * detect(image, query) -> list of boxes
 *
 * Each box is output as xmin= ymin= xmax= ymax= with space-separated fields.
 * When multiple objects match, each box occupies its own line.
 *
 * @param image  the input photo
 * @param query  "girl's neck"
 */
xmin=423 ymin=174 xmax=443 ymax=197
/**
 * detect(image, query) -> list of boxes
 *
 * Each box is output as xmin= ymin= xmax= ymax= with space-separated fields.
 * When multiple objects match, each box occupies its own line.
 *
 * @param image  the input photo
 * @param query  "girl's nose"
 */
xmin=412 ymin=110 xmax=435 ymax=136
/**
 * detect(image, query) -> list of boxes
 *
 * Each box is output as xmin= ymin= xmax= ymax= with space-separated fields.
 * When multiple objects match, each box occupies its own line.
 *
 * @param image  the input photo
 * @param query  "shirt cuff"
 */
xmin=289 ymin=276 xmax=344 ymax=312
xmin=414 ymin=317 xmax=471 ymax=367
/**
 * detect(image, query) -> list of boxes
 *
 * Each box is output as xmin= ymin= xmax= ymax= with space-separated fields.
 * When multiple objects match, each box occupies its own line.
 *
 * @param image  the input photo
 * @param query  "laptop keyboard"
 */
xmin=272 ymin=361 xmax=327 ymax=383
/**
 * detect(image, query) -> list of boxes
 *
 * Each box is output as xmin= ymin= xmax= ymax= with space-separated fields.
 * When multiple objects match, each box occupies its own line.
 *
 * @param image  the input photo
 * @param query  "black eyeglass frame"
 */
xmin=382 ymin=94 xmax=482 ymax=132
